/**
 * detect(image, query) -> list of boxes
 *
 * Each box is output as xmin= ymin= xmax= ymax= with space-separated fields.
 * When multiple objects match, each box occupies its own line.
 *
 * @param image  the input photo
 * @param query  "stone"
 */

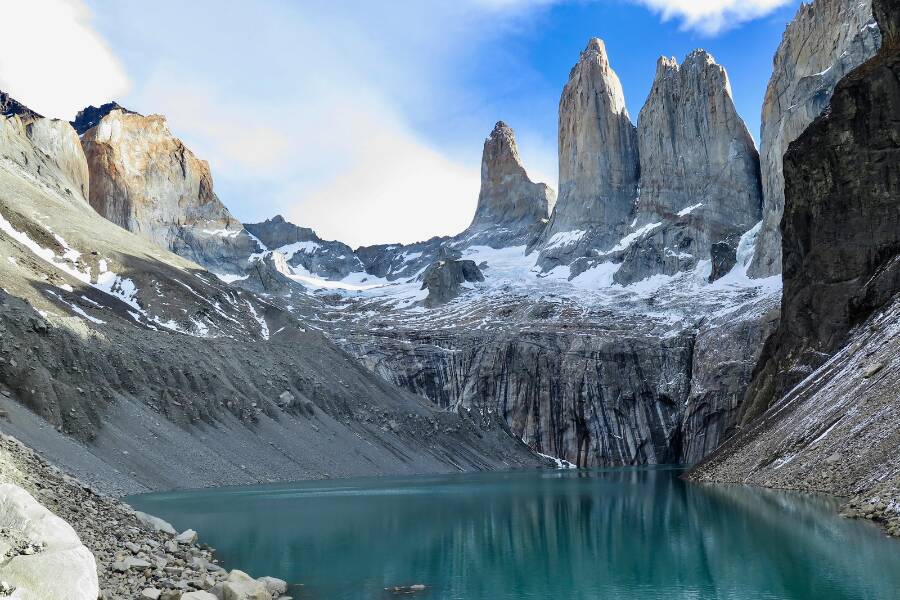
xmin=464 ymin=121 xmax=554 ymax=246
xmin=419 ymin=259 xmax=484 ymax=307
xmin=135 ymin=510 xmax=178 ymax=535
xmin=142 ymin=588 xmax=163 ymax=600
xmin=257 ymin=576 xmax=288 ymax=596
xmin=213 ymin=570 xmax=269 ymax=600
xmin=182 ymin=592 xmax=218 ymax=600
xmin=536 ymin=38 xmax=639 ymax=272
xmin=0 ymin=483 xmax=99 ymax=600
xmin=176 ymin=529 xmax=199 ymax=544
xmin=750 ymin=0 xmax=881 ymax=277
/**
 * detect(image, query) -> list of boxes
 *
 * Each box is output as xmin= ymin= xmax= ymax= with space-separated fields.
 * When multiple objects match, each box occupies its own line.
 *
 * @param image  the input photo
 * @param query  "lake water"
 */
xmin=129 ymin=467 xmax=900 ymax=599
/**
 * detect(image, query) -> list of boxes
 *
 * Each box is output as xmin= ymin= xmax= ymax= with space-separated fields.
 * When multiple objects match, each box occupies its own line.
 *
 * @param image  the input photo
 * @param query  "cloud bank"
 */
xmin=633 ymin=0 xmax=794 ymax=35
xmin=0 ymin=0 xmax=129 ymax=119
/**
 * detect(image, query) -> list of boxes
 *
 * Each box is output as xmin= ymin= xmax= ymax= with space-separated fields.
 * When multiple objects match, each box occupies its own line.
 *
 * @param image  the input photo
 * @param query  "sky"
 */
xmin=0 ymin=0 xmax=802 ymax=248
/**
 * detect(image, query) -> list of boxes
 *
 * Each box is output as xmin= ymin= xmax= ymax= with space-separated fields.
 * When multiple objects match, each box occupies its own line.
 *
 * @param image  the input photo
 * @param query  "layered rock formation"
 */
xmin=536 ymin=38 xmax=639 ymax=273
xmin=464 ymin=121 xmax=554 ymax=246
xmin=80 ymin=107 xmax=260 ymax=276
xmin=693 ymin=0 xmax=900 ymax=530
xmin=615 ymin=51 xmax=761 ymax=284
xmin=750 ymin=0 xmax=881 ymax=277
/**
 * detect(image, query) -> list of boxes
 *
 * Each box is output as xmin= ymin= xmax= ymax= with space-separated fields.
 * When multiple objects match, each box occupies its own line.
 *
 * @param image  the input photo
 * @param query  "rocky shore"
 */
xmin=0 ymin=433 xmax=290 ymax=600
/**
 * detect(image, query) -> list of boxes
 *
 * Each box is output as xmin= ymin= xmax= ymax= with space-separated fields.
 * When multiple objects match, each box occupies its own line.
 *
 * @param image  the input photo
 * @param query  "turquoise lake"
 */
xmin=128 ymin=467 xmax=900 ymax=599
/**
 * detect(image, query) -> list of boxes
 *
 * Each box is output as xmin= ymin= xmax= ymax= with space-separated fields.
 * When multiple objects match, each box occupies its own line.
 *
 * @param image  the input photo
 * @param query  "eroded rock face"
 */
xmin=742 ymin=0 xmax=900 ymax=422
xmin=71 ymin=102 xmax=136 ymax=135
xmin=750 ymin=0 xmax=881 ymax=277
xmin=615 ymin=51 xmax=761 ymax=285
xmin=465 ymin=121 xmax=554 ymax=246
xmin=80 ymin=108 xmax=259 ymax=275
xmin=536 ymin=38 xmax=639 ymax=272
xmin=420 ymin=259 xmax=484 ymax=307
xmin=0 ymin=483 xmax=99 ymax=600
xmin=0 ymin=90 xmax=40 ymax=120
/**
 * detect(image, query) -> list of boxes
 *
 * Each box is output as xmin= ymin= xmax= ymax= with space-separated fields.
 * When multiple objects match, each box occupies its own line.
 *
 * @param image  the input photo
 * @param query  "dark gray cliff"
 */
xmin=420 ymin=259 xmax=484 ymax=307
xmin=742 ymin=0 xmax=900 ymax=423
xmin=693 ymin=0 xmax=900 ymax=536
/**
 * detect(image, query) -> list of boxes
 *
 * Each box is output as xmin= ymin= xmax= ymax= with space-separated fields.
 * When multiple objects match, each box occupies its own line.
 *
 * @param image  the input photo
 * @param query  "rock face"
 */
xmin=750 ymin=0 xmax=881 ymax=277
xmin=742 ymin=0 xmax=900 ymax=422
xmin=692 ymin=0 xmax=900 ymax=530
xmin=0 ymin=90 xmax=40 ymax=119
xmin=464 ymin=121 xmax=554 ymax=246
xmin=419 ymin=259 xmax=484 ymax=307
xmin=0 ymin=483 xmax=99 ymax=600
xmin=536 ymin=38 xmax=639 ymax=273
xmin=615 ymin=51 xmax=761 ymax=284
xmin=244 ymin=215 xmax=364 ymax=280
xmin=71 ymin=102 xmax=136 ymax=135
xmin=80 ymin=108 xmax=259 ymax=275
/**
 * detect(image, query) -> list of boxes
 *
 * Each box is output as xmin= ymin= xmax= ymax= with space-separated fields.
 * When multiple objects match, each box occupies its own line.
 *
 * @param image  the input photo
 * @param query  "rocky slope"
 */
xmin=618 ymin=50 xmax=761 ymax=285
xmin=0 ymin=96 xmax=543 ymax=500
xmin=749 ymin=0 xmax=882 ymax=277
xmin=464 ymin=121 xmax=554 ymax=247
xmin=80 ymin=105 xmax=261 ymax=278
xmin=535 ymin=38 xmax=639 ymax=274
xmin=692 ymin=0 xmax=900 ymax=534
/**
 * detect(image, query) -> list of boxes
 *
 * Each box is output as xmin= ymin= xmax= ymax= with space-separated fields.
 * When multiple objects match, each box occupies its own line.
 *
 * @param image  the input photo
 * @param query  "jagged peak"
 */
xmin=72 ymin=102 xmax=139 ymax=135
xmin=0 ymin=90 xmax=42 ymax=120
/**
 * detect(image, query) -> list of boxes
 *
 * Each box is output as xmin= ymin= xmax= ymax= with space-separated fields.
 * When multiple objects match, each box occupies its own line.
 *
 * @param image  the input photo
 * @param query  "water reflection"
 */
xmin=130 ymin=468 xmax=900 ymax=600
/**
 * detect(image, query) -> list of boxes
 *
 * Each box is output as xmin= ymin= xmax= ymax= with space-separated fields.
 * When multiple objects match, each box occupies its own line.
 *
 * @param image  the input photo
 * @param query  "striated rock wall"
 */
xmin=536 ymin=38 xmax=639 ymax=273
xmin=81 ymin=109 xmax=259 ymax=275
xmin=750 ymin=0 xmax=881 ymax=277
xmin=465 ymin=121 xmax=554 ymax=246
xmin=616 ymin=51 xmax=761 ymax=285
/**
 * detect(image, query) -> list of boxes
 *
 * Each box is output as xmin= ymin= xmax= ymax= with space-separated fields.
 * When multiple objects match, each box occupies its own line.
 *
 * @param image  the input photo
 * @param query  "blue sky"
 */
xmin=0 ymin=0 xmax=801 ymax=247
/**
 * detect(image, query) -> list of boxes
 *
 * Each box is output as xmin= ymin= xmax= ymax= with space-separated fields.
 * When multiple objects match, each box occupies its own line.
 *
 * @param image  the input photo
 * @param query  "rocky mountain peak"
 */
xmin=71 ymin=102 xmax=136 ymax=135
xmin=466 ymin=121 xmax=553 ymax=240
xmin=0 ymin=90 xmax=42 ymax=120
xmin=535 ymin=36 xmax=639 ymax=272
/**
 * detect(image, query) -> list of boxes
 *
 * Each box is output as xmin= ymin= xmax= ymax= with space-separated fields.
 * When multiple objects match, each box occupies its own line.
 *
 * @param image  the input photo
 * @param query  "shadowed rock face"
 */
xmin=420 ymin=259 xmax=484 ymax=307
xmin=0 ymin=90 xmax=41 ymax=119
xmin=740 ymin=0 xmax=900 ymax=422
xmin=465 ymin=122 xmax=554 ymax=246
xmin=615 ymin=51 xmax=761 ymax=285
xmin=80 ymin=108 xmax=259 ymax=275
xmin=750 ymin=0 xmax=881 ymax=278
xmin=536 ymin=38 xmax=639 ymax=272
xmin=71 ymin=102 xmax=136 ymax=135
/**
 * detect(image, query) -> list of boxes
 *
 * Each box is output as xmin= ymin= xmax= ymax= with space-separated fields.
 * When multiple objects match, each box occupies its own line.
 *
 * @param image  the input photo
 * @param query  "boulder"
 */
xmin=134 ymin=510 xmax=177 ymax=535
xmin=419 ymin=259 xmax=484 ymax=307
xmin=0 ymin=483 xmax=98 ymax=600
xmin=258 ymin=576 xmax=288 ymax=596
xmin=210 ymin=570 xmax=269 ymax=600
xmin=175 ymin=528 xmax=198 ymax=544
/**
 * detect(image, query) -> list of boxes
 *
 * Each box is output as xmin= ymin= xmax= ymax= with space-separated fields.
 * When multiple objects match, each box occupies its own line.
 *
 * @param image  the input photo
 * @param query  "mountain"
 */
xmin=749 ymin=0 xmax=882 ymax=277
xmin=692 ymin=0 xmax=900 ymax=533
xmin=535 ymin=38 xmax=640 ymax=275
xmin=0 ymin=94 xmax=542 ymax=498
xmin=79 ymin=106 xmax=261 ymax=277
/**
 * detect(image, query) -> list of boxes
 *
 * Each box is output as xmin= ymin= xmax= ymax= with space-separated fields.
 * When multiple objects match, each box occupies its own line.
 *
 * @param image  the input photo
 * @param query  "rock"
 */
xmin=536 ymin=38 xmax=639 ymax=272
xmin=0 ymin=90 xmax=41 ymax=119
xmin=80 ymin=107 xmax=261 ymax=275
xmin=135 ymin=510 xmax=178 ymax=535
xmin=708 ymin=235 xmax=740 ymax=283
xmin=257 ymin=576 xmax=288 ymax=596
xmin=142 ymin=588 xmax=163 ymax=600
xmin=419 ymin=259 xmax=484 ymax=307
xmin=277 ymin=391 xmax=294 ymax=407
xmin=182 ymin=592 xmax=218 ymax=600
xmin=124 ymin=556 xmax=152 ymax=570
xmin=863 ymin=363 xmax=884 ymax=378
xmin=742 ymin=0 xmax=900 ymax=421
xmin=176 ymin=528 xmax=199 ymax=544
xmin=212 ymin=570 xmax=269 ymax=600
xmin=616 ymin=50 xmax=761 ymax=285
xmin=244 ymin=215 xmax=365 ymax=280
xmin=464 ymin=121 xmax=554 ymax=246
xmin=750 ymin=0 xmax=881 ymax=277
xmin=0 ymin=483 xmax=98 ymax=600
xmin=71 ymin=101 xmax=135 ymax=135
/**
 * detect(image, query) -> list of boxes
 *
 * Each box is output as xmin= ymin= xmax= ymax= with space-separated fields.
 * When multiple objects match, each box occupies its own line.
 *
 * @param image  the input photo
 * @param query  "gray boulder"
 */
xmin=420 ymin=259 xmax=485 ymax=307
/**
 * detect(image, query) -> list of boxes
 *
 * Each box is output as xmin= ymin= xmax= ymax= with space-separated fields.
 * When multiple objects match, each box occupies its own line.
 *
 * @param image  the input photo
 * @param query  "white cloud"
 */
xmin=632 ymin=0 xmax=793 ymax=35
xmin=0 ymin=0 xmax=129 ymax=119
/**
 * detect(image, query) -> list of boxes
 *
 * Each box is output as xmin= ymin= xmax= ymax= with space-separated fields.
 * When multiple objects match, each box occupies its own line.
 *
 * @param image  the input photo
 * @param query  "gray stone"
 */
xmin=258 ymin=575 xmax=288 ymax=596
xmin=176 ymin=529 xmax=198 ymax=545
